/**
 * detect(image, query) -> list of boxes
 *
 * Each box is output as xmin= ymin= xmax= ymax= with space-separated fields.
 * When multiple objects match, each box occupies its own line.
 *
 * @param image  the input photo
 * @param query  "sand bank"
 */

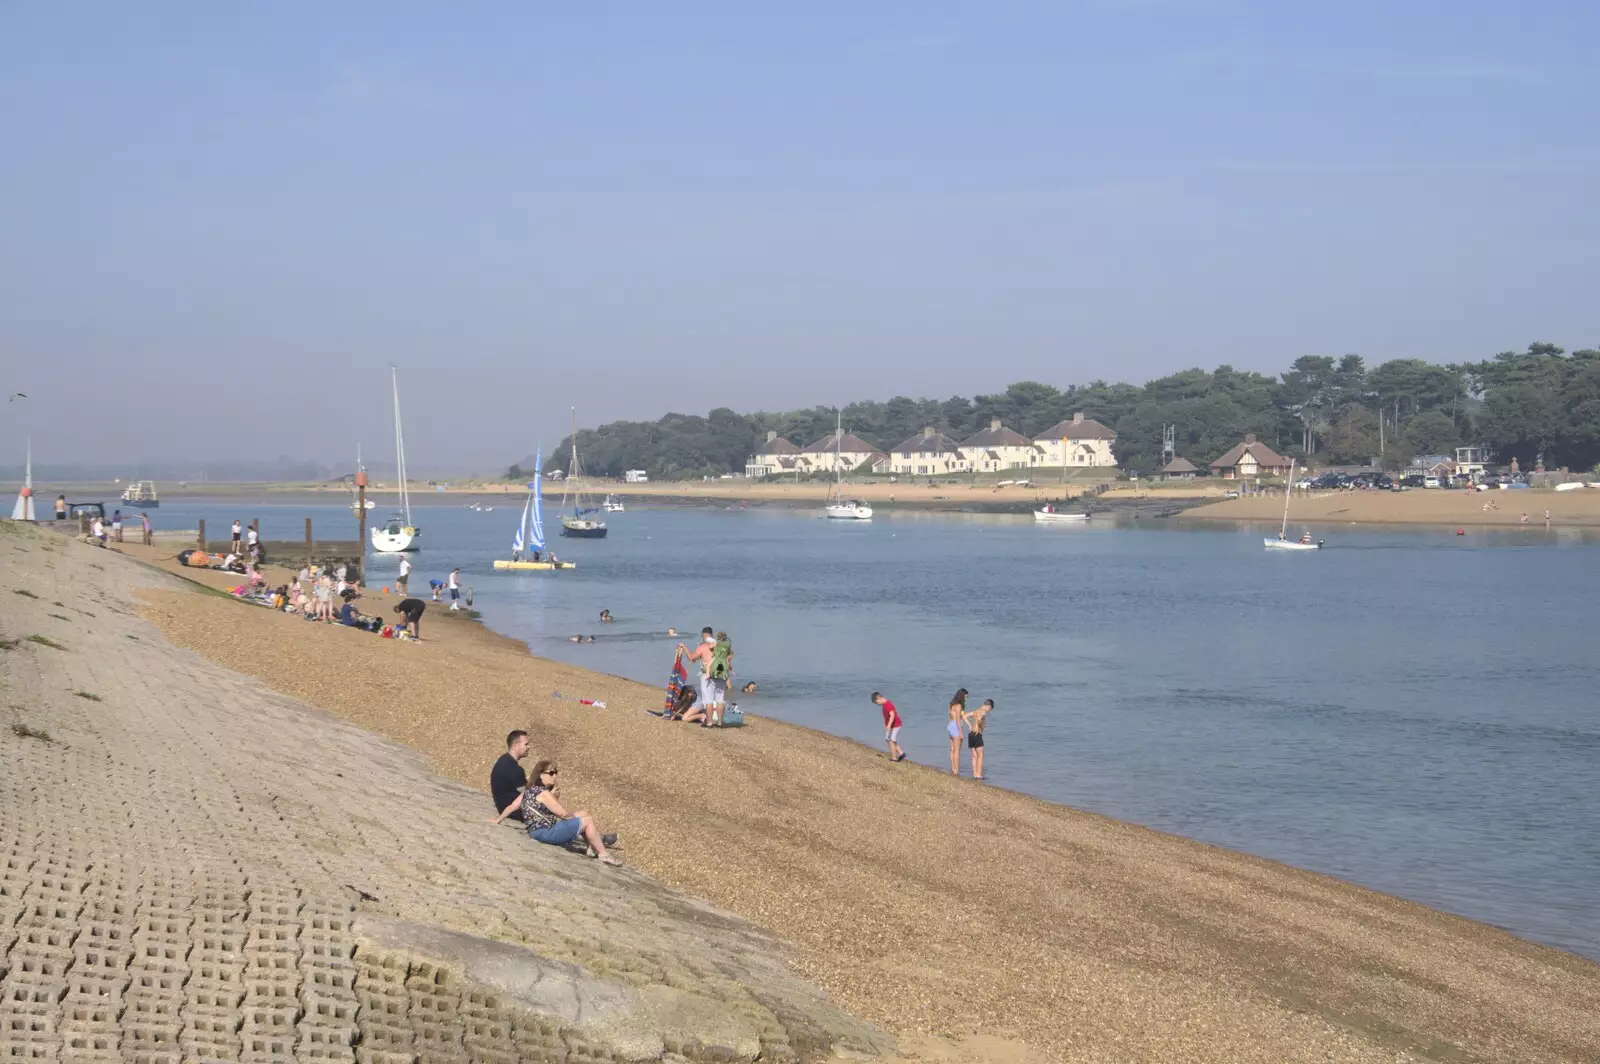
xmin=55 ymin=530 xmax=1600 ymax=1062
xmin=1181 ymin=487 xmax=1600 ymax=528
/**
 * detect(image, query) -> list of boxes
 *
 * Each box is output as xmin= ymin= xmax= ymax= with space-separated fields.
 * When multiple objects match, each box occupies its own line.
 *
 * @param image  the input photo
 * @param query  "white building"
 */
xmin=797 ymin=430 xmax=880 ymax=475
xmin=1033 ymin=412 xmax=1118 ymax=468
xmin=959 ymin=420 xmax=1043 ymax=473
xmin=888 ymin=428 xmax=969 ymax=476
xmin=745 ymin=431 xmax=802 ymax=478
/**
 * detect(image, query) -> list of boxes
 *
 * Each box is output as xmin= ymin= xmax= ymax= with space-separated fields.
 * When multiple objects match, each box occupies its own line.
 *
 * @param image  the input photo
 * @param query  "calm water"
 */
xmin=147 ymin=498 xmax=1600 ymax=959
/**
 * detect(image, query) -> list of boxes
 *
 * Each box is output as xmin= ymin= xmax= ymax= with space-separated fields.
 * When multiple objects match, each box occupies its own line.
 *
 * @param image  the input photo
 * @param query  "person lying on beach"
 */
xmin=394 ymin=598 xmax=425 ymax=639
xmin=491 ymin=760 xmax=621 ymax=866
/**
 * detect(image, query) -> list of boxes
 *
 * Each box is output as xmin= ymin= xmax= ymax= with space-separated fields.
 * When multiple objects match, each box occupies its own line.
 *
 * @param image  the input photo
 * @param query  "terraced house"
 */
xmin=795 ymin=429 xmax=883 ymax=474
xmin=959 ymin=419 xmax=1043 ymax=473
xmin=1033 ymin=412 xmax=1118 ymax=468
xmin=888 ymin=428 xmax=969 ymax=476
xmin=744 ymin=430 xmax=801 ymax=477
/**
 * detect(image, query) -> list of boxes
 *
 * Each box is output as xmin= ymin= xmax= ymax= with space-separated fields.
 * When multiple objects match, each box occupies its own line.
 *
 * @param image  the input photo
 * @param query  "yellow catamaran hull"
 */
xmin=492 ymin=559 xmax=575 ymax=571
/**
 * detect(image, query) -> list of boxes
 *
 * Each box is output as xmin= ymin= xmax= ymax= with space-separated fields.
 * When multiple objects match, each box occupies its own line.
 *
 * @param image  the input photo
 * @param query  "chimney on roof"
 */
xmin=1072 ymin=411 xmax=1084 ymax=424
xmin=922 ymin=426 xmax=935 ymax=438
xmin=766 ymin=430 xmax=777 ymax=443
xmin=1244 ymin=433 xmax=1257 ymax=444
xmin=990 ymin=418 xmax=1002 ymax=431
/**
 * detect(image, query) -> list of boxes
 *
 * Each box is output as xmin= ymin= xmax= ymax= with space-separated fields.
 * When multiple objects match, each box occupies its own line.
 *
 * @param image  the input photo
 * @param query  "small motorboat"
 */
xmin=603 ymin=494 xmax=626 ymax=513
xmin=1034 ymin=509 xmax=1089 ymax=524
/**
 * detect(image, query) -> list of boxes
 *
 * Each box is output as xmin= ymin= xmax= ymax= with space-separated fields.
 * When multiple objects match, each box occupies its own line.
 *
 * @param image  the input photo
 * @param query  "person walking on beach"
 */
xmin=111 ymin=509 xmax=123 ymax=542
xmin=947 ymin=688 xmax=968 ymax=775
xmin=139 ymin=512 xmax=151 ymax=546
xmin=396 ymin=555 xmax=411 ymax=596
xmin=873 ymin=692 xmax=906 ymax=762
xmin=963 ymin=698 xmax=993 ymax=780
xmin=448 ymin=567 xmax=462 ymax=610
xmin=231 ymin=519 xmax=242 ymax=554
xmin=394 ymin=597 xmax=425 ymax=639
xmin=54 ymin=495 xmax=66 ymax=521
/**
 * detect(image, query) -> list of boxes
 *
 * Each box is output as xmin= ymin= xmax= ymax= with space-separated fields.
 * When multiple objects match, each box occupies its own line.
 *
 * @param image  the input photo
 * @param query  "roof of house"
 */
xmin=1035 ymin=416 xmax=1116 ymax=442
xmin=1210 ymin=437 xmax=1290 ymax=470
xmin=984 ymin=450 xmax=1002 ymax=461
xmin=1160 ymin=457 xmax=1199 ymax=473
xmin=802 ymin=431 xmax=878 ymax=454
xmin=960 ymin=425 xmax=1032 ymax=448
xmin=756 ymin=436 xmax=801 ymax=456
xmin=890 ymin=431 xmax=963 ymax=454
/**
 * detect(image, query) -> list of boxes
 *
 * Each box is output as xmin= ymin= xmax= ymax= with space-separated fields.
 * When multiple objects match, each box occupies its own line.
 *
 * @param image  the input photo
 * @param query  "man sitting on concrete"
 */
xmin=490 ymin=730 xmax=531 ymax=822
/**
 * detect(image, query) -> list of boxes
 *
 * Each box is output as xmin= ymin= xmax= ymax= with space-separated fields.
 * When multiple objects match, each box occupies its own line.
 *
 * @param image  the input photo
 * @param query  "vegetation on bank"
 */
xmin=511 ymin=343 xmax=1600 ymax=481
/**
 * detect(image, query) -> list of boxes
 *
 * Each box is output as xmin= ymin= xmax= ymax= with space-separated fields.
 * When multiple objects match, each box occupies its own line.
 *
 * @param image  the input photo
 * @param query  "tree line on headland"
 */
xmin=510 ymin=343 xmax=1600 ymax=481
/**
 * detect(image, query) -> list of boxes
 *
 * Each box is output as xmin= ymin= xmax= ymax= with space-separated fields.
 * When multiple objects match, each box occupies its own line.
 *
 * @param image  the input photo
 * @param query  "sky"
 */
xmin=3 ymin=1 xmax=1596 ymax=473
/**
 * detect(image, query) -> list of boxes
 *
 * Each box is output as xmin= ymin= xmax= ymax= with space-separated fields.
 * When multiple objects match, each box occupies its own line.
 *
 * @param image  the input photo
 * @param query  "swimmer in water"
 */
xmin=600 ymin=609 xmax=613 ymax=623
xmin=741 ymin=681 xmax=757 ymax=694
xmin=667 ymin=627 xmax=678 ymax=637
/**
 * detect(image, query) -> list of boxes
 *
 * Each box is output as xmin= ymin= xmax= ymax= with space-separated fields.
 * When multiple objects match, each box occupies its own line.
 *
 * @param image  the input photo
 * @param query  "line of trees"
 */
xmin=510 ymin=343 xmax=1600 ymax=481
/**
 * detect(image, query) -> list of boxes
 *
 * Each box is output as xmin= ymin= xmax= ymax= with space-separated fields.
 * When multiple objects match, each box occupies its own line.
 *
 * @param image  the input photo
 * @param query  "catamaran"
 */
xmin=559 ymin=409 xmax=608 ymax=538
xmin=494 ymin=448 xmax=574 ymax=570
xmin=823 ymin=411 xmax=873 ymax=520
xmin=370 ymin=368 xmax=420 ymax=553
xmin=1264 ymin=459 xmax=1322 ymax=550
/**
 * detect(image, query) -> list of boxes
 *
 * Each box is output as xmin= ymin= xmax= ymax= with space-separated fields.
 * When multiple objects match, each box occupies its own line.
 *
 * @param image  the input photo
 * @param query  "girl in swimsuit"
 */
xmin=947 ymin=688 xmax=968 ymax=775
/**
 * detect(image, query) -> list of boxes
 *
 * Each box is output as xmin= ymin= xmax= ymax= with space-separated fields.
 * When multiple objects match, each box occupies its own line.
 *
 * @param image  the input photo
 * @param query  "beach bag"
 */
xmin=710 ymin=637 xmax=733 ymax=681
xmin=722 ymin=704 xmax=745 ymax=727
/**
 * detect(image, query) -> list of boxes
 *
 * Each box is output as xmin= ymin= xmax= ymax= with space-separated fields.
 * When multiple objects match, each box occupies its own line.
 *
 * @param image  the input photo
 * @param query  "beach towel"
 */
xmin=664 ymin=650 xmax=690 ymax=715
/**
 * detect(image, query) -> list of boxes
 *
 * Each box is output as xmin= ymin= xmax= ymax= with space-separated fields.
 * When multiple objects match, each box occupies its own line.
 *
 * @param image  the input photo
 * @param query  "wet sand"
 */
xmin=99 ymin=535 xmax=1600 ymax=1062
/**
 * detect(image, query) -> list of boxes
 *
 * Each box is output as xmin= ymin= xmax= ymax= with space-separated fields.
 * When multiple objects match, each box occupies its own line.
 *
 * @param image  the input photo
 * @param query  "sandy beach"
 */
xmin=34 ymin=529 xmax=1595 ymax=1062
xmin=1179 ymin=486 xmax=1600 ymax=528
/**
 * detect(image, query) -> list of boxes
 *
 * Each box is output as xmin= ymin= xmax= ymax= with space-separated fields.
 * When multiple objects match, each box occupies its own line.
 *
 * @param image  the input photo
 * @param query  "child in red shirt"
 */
xmin=872 ymin=692 xmax=906 ymax=762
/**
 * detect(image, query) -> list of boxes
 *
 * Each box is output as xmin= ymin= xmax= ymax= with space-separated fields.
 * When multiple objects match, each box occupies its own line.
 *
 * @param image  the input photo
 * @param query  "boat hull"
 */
xmin=123 ymin=500 xmax=159 ymax=508
xmin=1033 ymin=511 xmax=1088 ymax=523
xmin=492 ymin=560 xmax=575 ymax=570
xmin=560 ymin=522 xmax=608 ymax=539
xmin=825 ymin=505 xmax=873 ymax=520
xmin=1263 ymin=538 xmax=1320 ymax=550
xmin=370 ymin=526 xmax=420 ymax=553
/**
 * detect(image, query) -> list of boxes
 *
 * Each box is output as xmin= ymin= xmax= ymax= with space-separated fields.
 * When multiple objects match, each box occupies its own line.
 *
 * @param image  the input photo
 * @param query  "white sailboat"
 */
xmin=824 ymin=411 xmax=873 ymax=520
xmin=559 ymin=408 xmax=608 ymax=538
xmin=1264 ymin=459 xmax=1321 ymax=550
xmin=494 ymin=448 xmax=574 ymax=570
xmin=370 ymin=369 xmax=420 ymax=553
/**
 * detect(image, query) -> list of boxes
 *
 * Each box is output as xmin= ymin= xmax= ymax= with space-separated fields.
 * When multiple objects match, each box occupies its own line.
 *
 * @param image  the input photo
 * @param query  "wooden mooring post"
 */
xmin=197 ymin=519 xmax=205 ymax=548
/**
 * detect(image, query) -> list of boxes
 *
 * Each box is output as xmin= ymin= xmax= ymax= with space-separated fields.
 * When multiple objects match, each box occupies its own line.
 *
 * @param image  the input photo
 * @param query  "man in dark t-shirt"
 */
xmin=490 ymin=730 xmax=531 ymax=821
xmin=394 ymin=598 xmax=426 ymax=639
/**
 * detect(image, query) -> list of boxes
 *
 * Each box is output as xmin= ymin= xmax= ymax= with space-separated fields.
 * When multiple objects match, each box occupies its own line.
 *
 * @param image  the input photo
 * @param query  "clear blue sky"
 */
xmin=3 ymin=2 xmax=1595 ymax=471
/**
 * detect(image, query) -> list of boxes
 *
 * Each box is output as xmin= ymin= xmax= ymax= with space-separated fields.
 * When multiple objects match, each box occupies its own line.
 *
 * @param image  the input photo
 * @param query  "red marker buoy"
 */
xmin=1456 ymin=529 xmax=1465 ymax=536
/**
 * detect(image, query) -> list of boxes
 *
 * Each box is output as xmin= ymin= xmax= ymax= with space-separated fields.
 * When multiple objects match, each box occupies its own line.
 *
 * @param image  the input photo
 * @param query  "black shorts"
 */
xmin=968 ymin=732 xmax=984 ymax=749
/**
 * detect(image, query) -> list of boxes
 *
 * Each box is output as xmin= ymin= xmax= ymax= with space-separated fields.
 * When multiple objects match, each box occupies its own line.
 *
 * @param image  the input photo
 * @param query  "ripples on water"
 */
xmin=159 ymin=500 xmax=1600 ymax=959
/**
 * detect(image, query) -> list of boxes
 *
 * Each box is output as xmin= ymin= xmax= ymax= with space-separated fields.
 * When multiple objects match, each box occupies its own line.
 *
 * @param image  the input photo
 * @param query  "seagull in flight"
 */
xmin=7 ymin=393 xmax=26 ymax=401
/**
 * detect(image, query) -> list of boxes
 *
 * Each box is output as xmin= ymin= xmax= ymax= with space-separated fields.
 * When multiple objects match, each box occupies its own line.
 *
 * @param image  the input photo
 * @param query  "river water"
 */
xmin=147 ymin=498 xmax=1600 ymax=959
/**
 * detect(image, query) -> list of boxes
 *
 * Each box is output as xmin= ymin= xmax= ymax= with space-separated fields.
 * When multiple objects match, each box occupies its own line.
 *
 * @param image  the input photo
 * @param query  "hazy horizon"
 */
xmin=5 ymin=3 xmax=1596 ymax=470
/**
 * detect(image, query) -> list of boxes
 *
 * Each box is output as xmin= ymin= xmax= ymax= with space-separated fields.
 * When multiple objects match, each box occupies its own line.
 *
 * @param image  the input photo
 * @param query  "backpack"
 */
xmin=710 ymin=637 xmax=733 ymax=681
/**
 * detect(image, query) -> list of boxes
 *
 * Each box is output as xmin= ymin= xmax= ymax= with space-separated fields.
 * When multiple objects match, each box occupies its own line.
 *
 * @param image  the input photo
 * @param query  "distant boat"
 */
xmin=1265 ymin=459 xmax=1322 ymax=550
xmin=603 ymin=494 xmax=626 ymax=512
xmin=559 ymin=408 xmax=608 ymax=538
xmin=824 ymin=410 xmax=873 ymax=520
xmin=1034 ymin=507 xmax=1088 ymax=524
xmin=494 ymin=448 xmax=575 ymax=570
xmin=121 ymin=481 xmax=159 ymax=508
xmin=370 ymin=369 xmax=420 ymax=553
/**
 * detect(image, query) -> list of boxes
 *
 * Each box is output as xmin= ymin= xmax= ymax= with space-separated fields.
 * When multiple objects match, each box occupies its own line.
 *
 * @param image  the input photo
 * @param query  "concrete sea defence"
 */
xmin=0 ymin=523 xmax=885 ymax=1063
xmin=4 ymin=523 xmax=1600 ymax=1062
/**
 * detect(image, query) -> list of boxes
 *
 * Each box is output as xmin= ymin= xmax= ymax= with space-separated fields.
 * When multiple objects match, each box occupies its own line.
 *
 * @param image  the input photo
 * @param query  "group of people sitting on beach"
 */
xmin=874 ymin=688 xmax=994 ymax=778
xmin=488 ymin=730 xmax=621 ymax=866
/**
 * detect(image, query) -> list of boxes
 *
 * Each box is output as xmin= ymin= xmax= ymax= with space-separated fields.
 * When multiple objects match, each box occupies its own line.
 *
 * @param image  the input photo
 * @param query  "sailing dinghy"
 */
xmin=1264 ymin=459 xmax=1322 ymax=550
xmin=495 ymin=449 xmax=574 ymax=570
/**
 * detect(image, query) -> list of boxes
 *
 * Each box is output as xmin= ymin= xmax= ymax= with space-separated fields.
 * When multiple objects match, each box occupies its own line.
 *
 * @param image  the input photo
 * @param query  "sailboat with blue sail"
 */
xmin=494 ymin=448 xmax=575 ymax=570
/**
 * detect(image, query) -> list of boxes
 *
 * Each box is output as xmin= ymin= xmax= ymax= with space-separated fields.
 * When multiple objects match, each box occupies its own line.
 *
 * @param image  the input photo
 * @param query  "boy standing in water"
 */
xmin=964 ymin=698 xmax=993 ymax=780
xmin=872 ymin=692 xmax=906 ymax=762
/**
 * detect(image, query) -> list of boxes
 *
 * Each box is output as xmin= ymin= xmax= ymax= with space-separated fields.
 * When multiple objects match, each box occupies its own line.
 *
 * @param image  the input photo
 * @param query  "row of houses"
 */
xmin=745 ymin=413 xmax=1120 ymax=478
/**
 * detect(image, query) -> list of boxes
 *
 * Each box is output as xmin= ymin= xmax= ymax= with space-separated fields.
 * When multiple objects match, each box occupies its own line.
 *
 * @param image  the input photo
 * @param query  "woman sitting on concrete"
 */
xmin=492 ymin=760 xmax=620 ymax=866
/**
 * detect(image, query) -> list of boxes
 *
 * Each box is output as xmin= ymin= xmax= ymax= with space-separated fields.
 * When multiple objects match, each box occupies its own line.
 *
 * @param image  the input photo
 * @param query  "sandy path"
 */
xmin=84 ymin=533 xmax=1600 ymax=1061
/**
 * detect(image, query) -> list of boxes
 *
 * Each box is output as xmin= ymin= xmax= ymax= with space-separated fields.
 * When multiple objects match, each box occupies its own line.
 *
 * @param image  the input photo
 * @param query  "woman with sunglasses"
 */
xmin=492 ymin=759 xmax=620 ymax=866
